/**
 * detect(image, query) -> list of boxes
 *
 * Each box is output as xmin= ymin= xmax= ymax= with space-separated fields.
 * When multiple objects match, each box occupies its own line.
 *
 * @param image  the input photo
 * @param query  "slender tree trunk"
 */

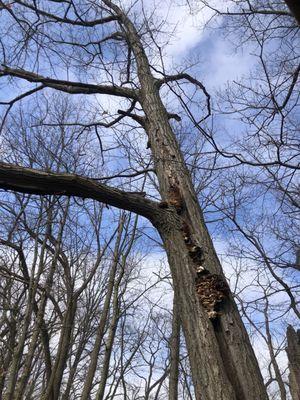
xmin=264 ymin=304 xmax=286 ymax=400
xmin=38 ymin=203 xmax=70 ymax=400
xmin=42 ymin=299 xmax=77 ymax=400
xmin=108 ymin=317 xmax=141 ymax=400
xmin=62 ymin=333 xmax=87 ymax=400
xmin=103 ymin=2 xmax=269 ymax=399
xmin=286 ymin=325 xmax=300 ymax=400
xmin=168 ymin=296 xmax=180 ymax=400
xmin=81 ymin=215 xmax=125 ymax=400
xmin=4 ymin=295 xmax=34 ymax=400
xmin=14 ymin=311 xmax=46 ymax=400
xmin=14 ymin=291 xmax=53 ymax=399
xmin=4 ymin=221 xmax=51 ymax=400
xmin=0 ymin=312 xmax=17 ymax=397
xmin=95 ymin=276 xmax=121 ymax=400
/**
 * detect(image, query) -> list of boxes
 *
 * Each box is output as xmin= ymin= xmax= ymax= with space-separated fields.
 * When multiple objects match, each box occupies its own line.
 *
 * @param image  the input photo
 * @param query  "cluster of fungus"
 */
xmin=195 ymin=266 xmax=230 ymax=319
xmin=159 ymin=182 xmax=230 ymax=320
xmin=182 ymin=220 xmax=230 ymax=319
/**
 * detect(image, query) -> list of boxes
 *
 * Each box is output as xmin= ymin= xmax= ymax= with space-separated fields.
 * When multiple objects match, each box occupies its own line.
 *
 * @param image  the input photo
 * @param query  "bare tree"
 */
xmin=1 ymin=0 xmax=297 ymax=399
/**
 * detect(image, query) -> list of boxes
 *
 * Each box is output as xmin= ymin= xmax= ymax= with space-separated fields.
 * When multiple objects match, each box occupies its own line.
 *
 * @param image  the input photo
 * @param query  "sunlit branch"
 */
xmin=0 ymin=162 xmax=160 ymax=221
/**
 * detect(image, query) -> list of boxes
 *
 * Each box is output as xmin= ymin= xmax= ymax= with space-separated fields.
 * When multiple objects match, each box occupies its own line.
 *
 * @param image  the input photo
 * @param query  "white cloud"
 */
xmin=204 ymin=39 xmax=254 ymax=90
xmin=155 ymin=2 xmax=210 ymax=58
xmin=121 ymin=0 xmax=214 ymax=60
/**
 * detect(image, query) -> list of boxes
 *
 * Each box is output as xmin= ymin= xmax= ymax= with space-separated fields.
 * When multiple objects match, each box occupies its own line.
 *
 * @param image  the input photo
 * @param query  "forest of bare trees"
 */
xmin=0 ymin=1 xmax=299 ymax=399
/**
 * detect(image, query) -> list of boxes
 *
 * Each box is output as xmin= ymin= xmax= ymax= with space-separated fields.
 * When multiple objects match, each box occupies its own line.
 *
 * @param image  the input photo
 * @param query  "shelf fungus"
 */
xmin=188 ymin=245 xmax=205 ymax=264
xmin=180 ymin=222 xmax=205 ymax=263
xmin=195 ymin=266 xmax=230 ymax=319
xmin=180 ymin=221 xmax=191 ymax=241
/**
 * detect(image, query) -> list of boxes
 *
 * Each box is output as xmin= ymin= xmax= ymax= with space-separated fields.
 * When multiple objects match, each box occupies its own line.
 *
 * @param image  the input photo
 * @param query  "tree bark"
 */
xmin=168 ymin=296 xmax=180 ymax=400
xmin=3 ymin=212 xmax=54 ymax=400
xmin=0 ymin=309 xmax=17 ymax=398
xmin=0 ymin=162 xmax=158 ymax=221
xmin=286 ymin=325 xmax=300 ymax=400
xmin=264 ymin=303 xmax=286 ymax=400
xmin=40 ymin=299 xmax=77 ymax=400
xmin=95 ymin=272 xmax=121 ymax=400
xmin=284 ymin=0 xmax=300 ymax=25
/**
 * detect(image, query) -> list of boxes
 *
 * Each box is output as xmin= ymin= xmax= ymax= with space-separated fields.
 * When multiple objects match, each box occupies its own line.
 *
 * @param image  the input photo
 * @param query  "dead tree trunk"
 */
xmin=107 ymin=2 xmax=268 ymax=398
xmin=286 ymin=325 xmax=300 ymax=400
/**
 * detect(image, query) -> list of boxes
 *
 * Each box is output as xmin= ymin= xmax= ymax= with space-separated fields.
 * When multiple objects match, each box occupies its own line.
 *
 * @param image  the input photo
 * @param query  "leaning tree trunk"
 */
xmin=141 ymin=72 xmax=268 ymax=400
xmin=105 ymin=2 xmax=269 ymax=399
xmin=286 ymin=325 xmax=300 ymax=400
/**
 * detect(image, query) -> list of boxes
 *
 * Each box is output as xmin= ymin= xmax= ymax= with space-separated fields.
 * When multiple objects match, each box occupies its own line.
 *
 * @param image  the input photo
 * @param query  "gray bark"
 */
xmin=4 ymin=211 xmax=53 ymax=400
xmin=95 ymin=273 xmax=121 ymax=400
xmin=264 ymin=304 xmax=286 ymax=400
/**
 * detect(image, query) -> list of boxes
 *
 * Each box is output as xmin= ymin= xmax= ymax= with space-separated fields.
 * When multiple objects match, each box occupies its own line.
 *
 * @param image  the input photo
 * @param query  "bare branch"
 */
xmin=9 ymin=0 xmax=119 ymax=26
xmin=0 ymin=65 xmax=138 ymax=99
xmin=156 ymin=73 xmax=211 ymax=119
xmin=0 ymin=85 xmax=45 ymax=131
xmin=0 ymin=162 xmax=159 ymax=221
